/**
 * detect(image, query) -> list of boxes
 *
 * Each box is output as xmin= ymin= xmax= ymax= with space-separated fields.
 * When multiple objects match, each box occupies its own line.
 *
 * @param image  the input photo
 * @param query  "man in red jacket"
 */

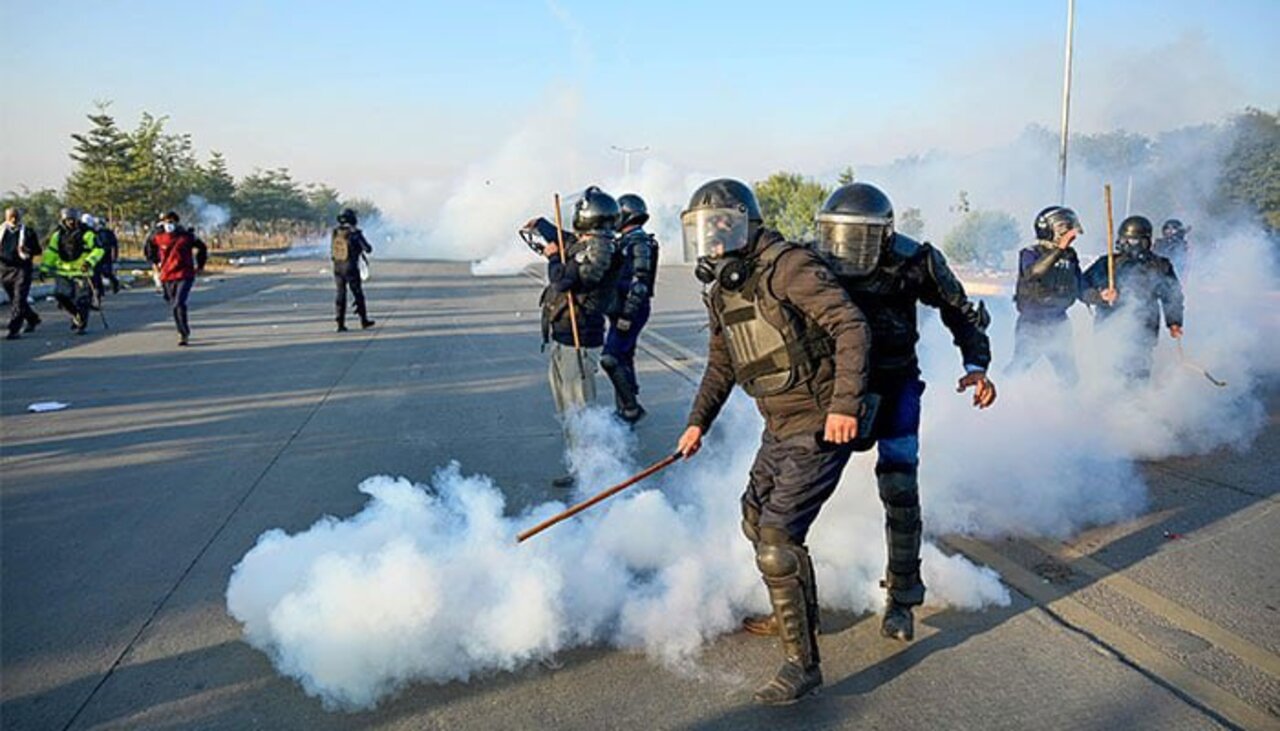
xmin=145 ymin=211 xmax=208 ymax=346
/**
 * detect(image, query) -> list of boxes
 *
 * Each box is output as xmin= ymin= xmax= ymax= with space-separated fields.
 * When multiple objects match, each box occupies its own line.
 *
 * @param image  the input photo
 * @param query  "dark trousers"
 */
xmin=743 ymin=430 xmax=855 ymax=543
xmin=1009 ymin=314 xmax=1078 ymax=384
xmin=869 ymin=374 xmax=927 ymax=605
xmin=53 ymin=276 xmax=92 ymax=328
xmin=602 ymin=306 xmax=649 ymax=408
xmin=94 ymin=256 xmax=120 ymax=295
xmin=334 ymin=268 xmax=367 ymax=324
xmin=163 ymin=278 xmax=194 ymax=336
xmin=2 ymin=264 xmax=38 ymax=336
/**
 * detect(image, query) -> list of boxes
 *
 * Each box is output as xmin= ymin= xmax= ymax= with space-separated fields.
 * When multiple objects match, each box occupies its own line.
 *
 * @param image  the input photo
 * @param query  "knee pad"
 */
xmin=755 ymin=542 xmax=802 ymax=581
xmin=876 ymin=470 xmax=919 ymax=507
xmin=600 ymin=354 xmax=619 ymax=373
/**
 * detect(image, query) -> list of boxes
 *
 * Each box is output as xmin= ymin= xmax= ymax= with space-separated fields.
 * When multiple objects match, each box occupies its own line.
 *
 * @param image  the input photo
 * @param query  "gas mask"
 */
xmin=694 ymin=254 xmax=752 ymax=290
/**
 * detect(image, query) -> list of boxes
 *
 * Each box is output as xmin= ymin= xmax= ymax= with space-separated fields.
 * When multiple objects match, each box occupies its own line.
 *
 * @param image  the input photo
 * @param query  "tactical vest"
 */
xmin=713 ymin=242 xmax=834 ymax=397
xmin=1015 ymin=245 xmax=1080 ymax=312
xmin=54 ymin=228 xmax=86 ymax=261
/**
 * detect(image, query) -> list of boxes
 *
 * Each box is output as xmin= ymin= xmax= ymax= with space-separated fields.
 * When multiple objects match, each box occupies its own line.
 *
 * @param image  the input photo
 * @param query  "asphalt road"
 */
xmin=1 ymin=260 xmax=1276 ymax=730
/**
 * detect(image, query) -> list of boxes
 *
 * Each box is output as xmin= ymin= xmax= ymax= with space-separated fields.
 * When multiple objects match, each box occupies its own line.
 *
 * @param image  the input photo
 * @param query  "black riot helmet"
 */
xmin=681 ymin=178 xmax=761 ymax=264
xmin=59 ymin=207 xmax=82 ymax=227
xmin=1116 ymin=215 xmax=1154 ymax=255
xmin=1162 ymin=218 xmax=1187 ymax=239
xmin=338 ymin=208 xmax=358 ymax=225
xmin=571 ymin=186 xmax=620 ymax=233
xmin=1034 ymin=205 xmax=1082 ymax=242
xmin=814 ymin=183 xmax=894 ymax=277
xmin=617 ymin=193 xmax=649 ymax=229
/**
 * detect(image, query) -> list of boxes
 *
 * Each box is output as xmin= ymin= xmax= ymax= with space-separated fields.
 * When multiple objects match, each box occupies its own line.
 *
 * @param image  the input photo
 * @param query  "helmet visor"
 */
xmin=682 ymin=207 xmax=750 ymax=261
xmin=1049 ymin=211 xmax=1082 ymax=239
xmin=815 ymin=213 xmax=887 ymax=276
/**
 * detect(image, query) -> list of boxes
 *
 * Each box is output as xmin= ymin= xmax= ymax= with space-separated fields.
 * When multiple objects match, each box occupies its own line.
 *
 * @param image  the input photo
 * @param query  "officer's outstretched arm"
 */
xmin=919 ymin=246 xmax=991 ymax=372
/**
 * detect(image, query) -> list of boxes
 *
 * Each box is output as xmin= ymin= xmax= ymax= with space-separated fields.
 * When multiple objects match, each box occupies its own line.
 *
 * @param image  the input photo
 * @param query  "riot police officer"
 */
xmin=602 ymin=193 xmax=658 ymax=423
xmin=535 ymin=186 xmax=623 ymax=487
xmin=675 ymin=178 xmax=871 ymax=705
xmin=331 ymin=208 xmax=375 ymax=332
xmin=1008 ymin=206 xmax=1085 ymax=383
xmin=1082 ymin=215 xmax=1184 ymax=382
xmin=41 ymin=208 xmax=103 ymax=334
xmin=797 ymin=182 xmax=995 ymax=644
xmin=1153 ymin=218 xmax=1190 ymax=273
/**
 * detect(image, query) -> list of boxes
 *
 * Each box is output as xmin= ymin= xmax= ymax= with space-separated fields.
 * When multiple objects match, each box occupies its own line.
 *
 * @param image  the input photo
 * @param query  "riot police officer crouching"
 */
xmin=675 ymin=178 xmax=872 ymax=705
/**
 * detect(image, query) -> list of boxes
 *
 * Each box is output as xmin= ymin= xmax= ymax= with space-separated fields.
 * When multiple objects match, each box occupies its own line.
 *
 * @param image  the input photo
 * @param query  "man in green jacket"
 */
xmin=41 ymin=208 xmax=103 ymax=334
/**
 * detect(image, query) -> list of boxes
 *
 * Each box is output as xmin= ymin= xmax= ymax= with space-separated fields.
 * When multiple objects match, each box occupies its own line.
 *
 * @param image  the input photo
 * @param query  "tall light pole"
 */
xmin=610 ymin=145 xmax=649 ymax=178
xmin=1057 ymin=0 xmax=1076 ymax=203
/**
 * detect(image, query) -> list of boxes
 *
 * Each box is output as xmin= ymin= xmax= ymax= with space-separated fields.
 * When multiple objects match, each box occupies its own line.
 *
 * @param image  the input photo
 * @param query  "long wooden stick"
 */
xmin=552 ymin=193 xmax=582 ymax=352
xmin=1104 ymin=183 xmax=1116 ymax=292
xmin=517 ymin=452 xmax=682 ymax=543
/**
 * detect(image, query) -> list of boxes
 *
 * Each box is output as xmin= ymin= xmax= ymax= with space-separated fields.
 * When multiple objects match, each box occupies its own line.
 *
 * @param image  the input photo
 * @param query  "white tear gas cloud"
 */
xmin=185 ymin=194 xmax=230 ymax=231
xmin=228 ymin=220 xmax=1276 ymax=709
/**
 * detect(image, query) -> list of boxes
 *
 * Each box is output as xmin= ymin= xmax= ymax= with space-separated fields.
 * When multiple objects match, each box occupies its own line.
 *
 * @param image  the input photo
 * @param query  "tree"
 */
xmin=942 ymin=209 xmax=1020 ymax=270
xmin=118 ymin=113 xmax=200 ymax=225
xmin=837 ymin=166 xmax=856 ymax=186
xmin=65 ymin=101 xmax=132 ymax=222
xmin=0 ymin=187 xmax=63 ymax=236
xmin=1216 ymin=108 xmax=1280 ymax=232
xmin=1072 ymin=130 xmax=1152 ymax=177
xmin=196 ymin=151 xmax=236 ymax=209
xmin=898 ymin=207 xmax=925 ymax=239
xmin=304 ymin=183 xmax=342 ymax=225
xmin=754 ymin=172 xmax=830 ymax=243
xmin=235 ymin=168 xmax=311 ymax=228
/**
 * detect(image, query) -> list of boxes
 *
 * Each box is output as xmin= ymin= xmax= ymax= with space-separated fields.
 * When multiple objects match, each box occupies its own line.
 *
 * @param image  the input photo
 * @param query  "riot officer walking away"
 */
xmin=675 ymin=178 xmax=872 ymax=705
xmin=332 ymin=208 xmax=375 ymax=332
xmin=530 ymin=186 xmax=623 ymax=487
xmin=1153 ymin=218 xmax=1190 ymax=273
xmin=1082 ymin=215 xmax=1184 ymax=382
xmin=602 ymin=193 xmax=658 ymax=424
xmin=145 ymin=211 xmax=208 ymax=346
xmin=41 ymin=208 xmax=103 ymax=335
xmin=1008 ymin=206 xmax=1085 ymax=383
xmin=777 ymin=182 xmax=994 ymax=645
xmin=1 ymin=207 xmax=42 ymax=339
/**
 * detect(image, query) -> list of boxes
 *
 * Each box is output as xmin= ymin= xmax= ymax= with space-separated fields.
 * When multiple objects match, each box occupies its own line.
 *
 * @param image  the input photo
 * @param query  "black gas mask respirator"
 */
xmin=694 ymin=254 xmax=751 ymax=290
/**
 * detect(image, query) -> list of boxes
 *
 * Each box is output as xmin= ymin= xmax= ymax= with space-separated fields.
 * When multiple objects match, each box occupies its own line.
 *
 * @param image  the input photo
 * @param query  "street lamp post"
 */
xmin=1058 ymin=0 xmax=1076 ymax=204
xmin=610 ymin=145 xmax=649 ymax=179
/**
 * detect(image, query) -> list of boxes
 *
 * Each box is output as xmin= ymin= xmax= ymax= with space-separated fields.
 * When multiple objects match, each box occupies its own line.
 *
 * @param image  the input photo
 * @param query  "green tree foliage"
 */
xmin=898 ymin=207 xmax=925 ymax=238
xmin=197 ymin=151 xmax=236 ymax=209
xmin=65 ymin=101 xmax=132 ymax=221
xmin=754 ymin=172 xmax=830 ymax=242
xmin=0 ymin=187 xmax=63 ymax=235
xmin=122 ymin=113 xmax=200 ymax=224
xmin=304 ymin=184 xmax=343 ymax=225
xmin=942 ymin=209 xmax=1020 ymax=270
xmin=234 ymin=168 xmax=312 ymax=228
xmin=1217 ymin=108 xmax=1280 ymax=231
xmin=1072 ymin=130 xmax=1152 ymax=177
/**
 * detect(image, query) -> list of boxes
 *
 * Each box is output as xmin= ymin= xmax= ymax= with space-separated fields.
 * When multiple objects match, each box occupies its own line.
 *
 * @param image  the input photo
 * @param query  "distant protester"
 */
xmin=145 ymin=211 xmax=208 ymax=346
xmin=41 ymin=207 xmax=102 ymax=335
xmin=331 ymin=208 xmax=375 ymax=332
xmin=1 ymin=207 xmax=43 ymax=339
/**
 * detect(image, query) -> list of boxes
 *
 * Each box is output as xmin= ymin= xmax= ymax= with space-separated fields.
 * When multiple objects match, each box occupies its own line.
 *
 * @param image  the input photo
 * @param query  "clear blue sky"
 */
xmin=3 ymin=0 xmax=1276 ymax=212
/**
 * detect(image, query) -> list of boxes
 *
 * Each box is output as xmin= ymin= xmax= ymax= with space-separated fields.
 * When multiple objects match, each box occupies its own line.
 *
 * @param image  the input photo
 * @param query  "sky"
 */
xmin=2 ymin=0 xmax=1277 ymax=217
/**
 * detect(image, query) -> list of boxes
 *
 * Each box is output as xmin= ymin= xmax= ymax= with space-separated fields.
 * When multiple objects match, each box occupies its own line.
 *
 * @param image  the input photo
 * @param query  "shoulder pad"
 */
xmin=890 ymin=233 xmax=924 ymax=261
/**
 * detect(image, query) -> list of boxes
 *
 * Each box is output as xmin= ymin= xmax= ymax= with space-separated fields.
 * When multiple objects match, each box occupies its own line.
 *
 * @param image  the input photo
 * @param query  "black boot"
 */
xmin=602 ymin=355 xmax=644 ymax=423
xmin=24 ymin=312 xmax=40 ymax=333
xmin=753 ymin=541 xmax=822 ymax=705
xmin=360 ymin=318 xmax=376 ymax=329
xmin=881 ymin=599 xmax=915 ymax=641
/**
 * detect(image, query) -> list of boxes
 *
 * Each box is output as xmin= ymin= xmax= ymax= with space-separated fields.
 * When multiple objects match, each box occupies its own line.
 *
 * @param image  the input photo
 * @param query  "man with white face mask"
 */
xmin=0 ymin=208 xmax=43 ymax=339
xmin=144 ymin=211 xmax=208 ymax=346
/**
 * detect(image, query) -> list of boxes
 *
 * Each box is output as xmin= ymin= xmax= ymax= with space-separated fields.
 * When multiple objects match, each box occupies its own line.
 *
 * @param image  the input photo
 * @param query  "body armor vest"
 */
xmin=713 ymin=242 xmax=833 ymax=397
xmin=1016 ymin=245 xmax=1079 ymax=312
